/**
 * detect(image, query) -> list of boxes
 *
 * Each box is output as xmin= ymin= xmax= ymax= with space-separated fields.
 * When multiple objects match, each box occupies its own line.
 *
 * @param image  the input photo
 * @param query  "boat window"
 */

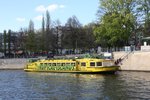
xmin=52 ymin=63 xmax=56 ymax=66
xmin=97 ymin=62 xmax=102 ymax=66
xmin=61 ymin=63 xmax=65 ymax=66
xmin=57 ymin=63 xmax=61 ymax=66
xmin=81 ymin=62 xmax=86 ymax=66
xmin=66 ymin=63 xmax=70 ymax=65
xmin=71 ymin=63 xmax=75 ymax=66
xmin=90 ymin=62 xmax=95 ymax=67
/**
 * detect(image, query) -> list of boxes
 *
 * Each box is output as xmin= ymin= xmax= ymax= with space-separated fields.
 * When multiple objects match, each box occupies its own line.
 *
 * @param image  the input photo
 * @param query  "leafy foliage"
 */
xmin=25 ymin=20 xmax=36 ymax=52
xmin=137 ymin=0 xmax=150 ymax=36
xmin=94 ymin=0 xmax=136 ymax=47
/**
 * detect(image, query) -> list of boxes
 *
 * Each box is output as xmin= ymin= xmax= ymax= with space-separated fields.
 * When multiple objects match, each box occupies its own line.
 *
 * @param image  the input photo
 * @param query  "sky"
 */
xmin=0 ymin=0 xmax=99 ymax=33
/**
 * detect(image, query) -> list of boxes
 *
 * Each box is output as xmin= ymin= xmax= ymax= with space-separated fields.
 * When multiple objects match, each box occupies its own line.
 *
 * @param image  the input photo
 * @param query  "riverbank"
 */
xmin=0 ymin=51 xmax=150 ymax=71
xmin=113 ymin=51 xmax=150 ymax=71
xmin=0 ymin=58 xmax=27 ymax=70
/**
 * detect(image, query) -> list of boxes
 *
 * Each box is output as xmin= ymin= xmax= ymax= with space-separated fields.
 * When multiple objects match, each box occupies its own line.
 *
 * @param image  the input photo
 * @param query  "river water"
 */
xmin=0 ymin=70 xmax=150 ymax=100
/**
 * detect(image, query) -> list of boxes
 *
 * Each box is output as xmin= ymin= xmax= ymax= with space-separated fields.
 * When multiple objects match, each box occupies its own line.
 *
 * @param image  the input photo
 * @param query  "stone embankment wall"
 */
xmin=113 ymin=51 xmax=150 ymax=71
xmin=0 ymin=58 xmax=28 ymax=70
xmin=0 ymin=52 xmax=150 ymax=71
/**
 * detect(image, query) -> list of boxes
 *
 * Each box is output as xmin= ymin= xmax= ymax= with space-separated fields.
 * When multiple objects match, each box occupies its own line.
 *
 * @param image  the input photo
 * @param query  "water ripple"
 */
xmin=0 ymin=71 xmax=150 ymax=100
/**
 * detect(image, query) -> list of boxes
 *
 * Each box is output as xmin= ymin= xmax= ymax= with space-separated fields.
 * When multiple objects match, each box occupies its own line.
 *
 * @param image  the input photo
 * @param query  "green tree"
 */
xmin=45 ymin=10 xmax=52 ymax=52
xmin=18 ymin=28 xmax=26 ymax=52
xmin=62 ymin=16 xmax=82 ymax=53
xmin=53 ymin=20 xmax=62 ymax=54
xmin=8 ymin=30 xmax=11 ymax=58
xmin=83 ymin=23 xmax=96 ymax=49
xmin=26 ymin=20 xmax=36 ymax=53
xmin=36 ymin=31 xmax=43 ymax=52
xmin=137 ymin=0 xmax=150 ymax=36
xmin=41 ymin=15 xmax=46 ymax=51
xmin=95 ymin=0 xmax=136 ymax=48
xmin=28 ymin=20 xmax=34 ymax=33
xmin=3 ymin=30 xmax=7 ymax=55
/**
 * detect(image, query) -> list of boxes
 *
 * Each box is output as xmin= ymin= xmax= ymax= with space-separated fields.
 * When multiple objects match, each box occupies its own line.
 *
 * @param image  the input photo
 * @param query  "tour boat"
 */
xmin=24 ymin=57 xmax=120 ymax=74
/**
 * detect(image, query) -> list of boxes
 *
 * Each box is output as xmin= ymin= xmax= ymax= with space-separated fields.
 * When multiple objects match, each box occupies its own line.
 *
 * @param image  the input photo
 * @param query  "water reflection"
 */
xmin=0 ymin=71 xmax=150 ymax=100
xmin=101 ymin=74 xmax=129 ymax=100
xmin=25 ymin=73 xmax=106 ymax=100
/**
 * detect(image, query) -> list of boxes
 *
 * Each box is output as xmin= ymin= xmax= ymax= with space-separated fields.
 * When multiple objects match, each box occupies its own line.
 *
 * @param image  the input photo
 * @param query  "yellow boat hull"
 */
xmin=24 ymin=66 xmax=120 ymax=74
xmin=24 ymin=58 xmax=120 ymax=74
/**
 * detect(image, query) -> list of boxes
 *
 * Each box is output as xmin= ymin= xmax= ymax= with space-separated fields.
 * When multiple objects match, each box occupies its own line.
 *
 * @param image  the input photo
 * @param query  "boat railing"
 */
xmin=28 ymin=58 xmax=40 ymax=63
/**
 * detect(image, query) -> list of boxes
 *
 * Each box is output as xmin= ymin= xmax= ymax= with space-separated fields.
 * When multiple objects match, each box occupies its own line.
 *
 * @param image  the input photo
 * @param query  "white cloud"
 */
xmin=59 ymin=5 xmax=65 ymax=8
xmin=35 ymin=5 xmax=46 ymax=13
xmin=35 ymin=4 xmax=65 ymax=13
xmin=34 ymin=15 xmax=43 ymax=21
xmin=16 ymin=17 xmax=25 ymax=22
xmin=47 ymin=4 xmax=58 ymax=12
